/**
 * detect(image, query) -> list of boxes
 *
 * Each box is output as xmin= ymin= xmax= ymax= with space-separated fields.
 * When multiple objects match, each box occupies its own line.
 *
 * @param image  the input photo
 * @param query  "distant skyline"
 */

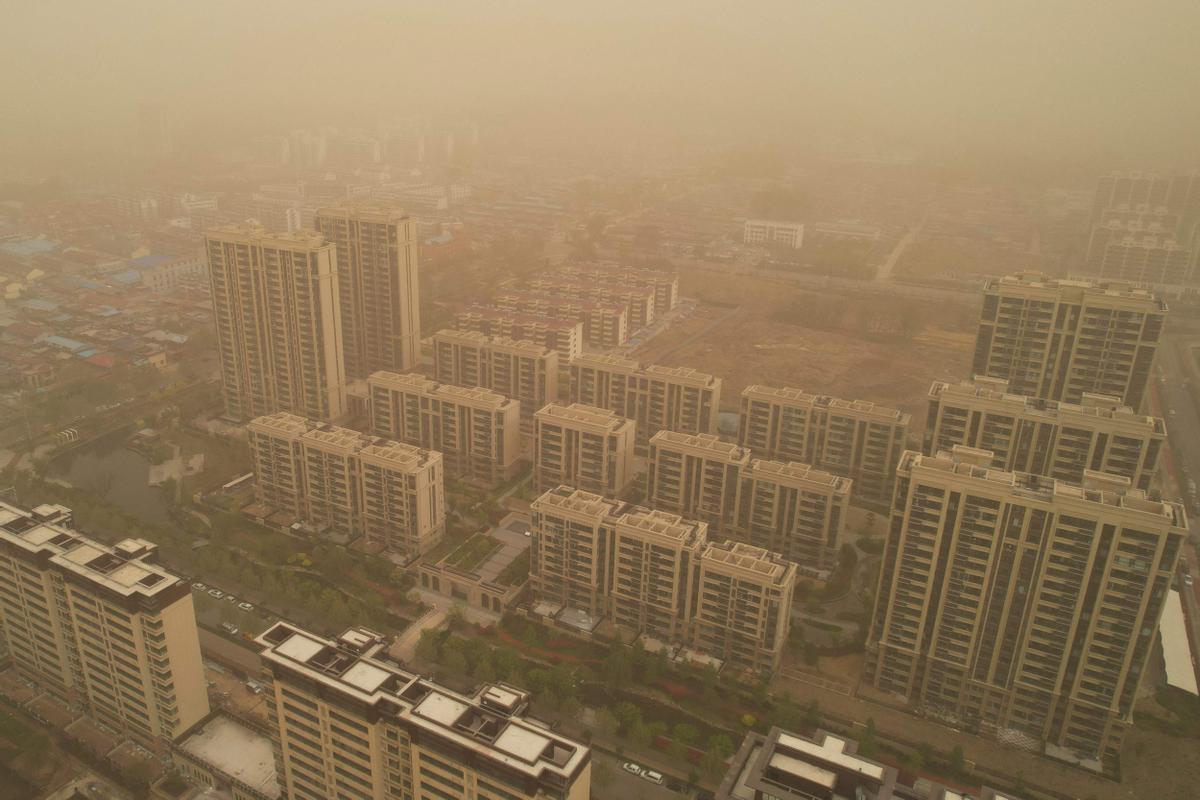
xmin=2 ymin=1 xmax=1199 ymax=177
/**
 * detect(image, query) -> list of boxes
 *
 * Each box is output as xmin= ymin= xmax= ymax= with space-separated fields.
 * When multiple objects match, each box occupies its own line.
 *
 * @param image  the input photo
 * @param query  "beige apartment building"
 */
xmin=205 ymin=224 xmax=346 ymax=421
xmin=494 ymin=291 xmax=629 ymax=348
xmin=366 ymin=371 xmax=522 ymax=487
xmin=739 ymin=385 xmax=909 ymax=511
xmin=570 ymin=353 xmax=721 ymax=450
xmin=736 ymin=459 xmax=851 ymax=569
xmin=0 ymin=501 xmax=209 ymax=752
xmin=430 ymin=328 xmax=559 ymax=433
xmin=247 ymin=413 xmax=445 ymax=560
xmin=456 ymin=306 xmax=583 ymax=382
xmin=533 ymin=403 xmax=636 ymax=496
xmin=527 ymin=276 xmax=657 ymax=331
xmin=256 ymin=623 xmax=592 ymax=800
xmin=863 ymin=447 xmax=1187 ymax=773
xmin=646 ymin=431 xmax=750 ymax=535
xmin=924 ymin=377 xmax=1165 ymax=490
xmin=558 ymin=264 xmax=680 ymax=314
xmin=971 ymin=271 xmax=1166 ymax=409
xmin=646 ymin=432 xmax=851 ymax=568
xmin=315 ymin=204 xmax=421 ymax=377
xmin=530 ymin=486 xmax=795 ymax=671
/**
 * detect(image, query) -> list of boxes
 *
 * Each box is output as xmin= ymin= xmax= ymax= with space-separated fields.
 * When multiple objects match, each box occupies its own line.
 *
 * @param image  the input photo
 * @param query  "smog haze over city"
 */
xmin=1 ymin=3 xmax=1200 ymax=800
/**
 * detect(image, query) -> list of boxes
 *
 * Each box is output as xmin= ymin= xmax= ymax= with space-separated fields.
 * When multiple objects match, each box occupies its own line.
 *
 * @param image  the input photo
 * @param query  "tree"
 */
xmin=614 ymin=701 xmax=642 ymax=733
xmin=859 ymin=718 xmax=878 ymax=758
xmin=494 ymin=648 xmax=520 ymax=680
xmin=949 ymin=745 xmax=966 ymax=777
xmin=700 ymin=748 xmax=726 ymax=780
xmin=667 ymin=739 xmax=688 ymax=763
xmin=416 ymin=630 xmax=440 ymax=664
xmin=441 ymin=647 xmax=467 ymax=678
xmin=629 ymin=721 xmax=651 ymax=750
xmin=594 ymin=708 xmax=619 ymax=737
xmin=707 ymin=734 xmax=733 ymax=760
xmin=803 ymin=700 xmax=821 ymax=728
xmin=472 ymin=656 xmax=496 ymax=684
xmin=603 ymin=649 xmax=633 ymax=688
xmin=673 ymin=723 xmax=699 ymax=747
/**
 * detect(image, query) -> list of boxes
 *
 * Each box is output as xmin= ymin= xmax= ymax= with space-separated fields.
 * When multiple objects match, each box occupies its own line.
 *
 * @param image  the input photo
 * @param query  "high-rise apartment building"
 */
xmin=570 ymin=353 xmax=721 ymax=449
xmin=247 ymin=413 xmax=445 ymax=559
xmin=315 ymin=205 xmax=421 ymax=378
xmin=970 ymin=272 xmax=1165 ymax=410
xmin=455 ymin=307 xmax=583 ymax=382
xmin=0 ymin=501 xmax=209 ymax=752
xmin=256 ymin=622 xmax=592 ymax=800
xmin=430 ymin=328 xmax=559 ymax=434
xmin=645 ymin=432 xmax=851 ymax=568
xmin=739 ymin=385 xmax=909 ymax=511
xmin=863 ymin=447 xmax=1187 ymax=772
xmin=530 ymin=486 xmax=795 ymax=671
xmin=558 ymin=264 xmax=680 ymax=314
xmin=1086 ymin=224 xmax=1196 ymax=288
xmin=366 ymin=371 xmax=522 ymax=487
xmin=646 ymin=431 xmax=750 ymax=535
xmin=736 ymin=459 xmax=851 ymax=569
xmin=492 ymin=291 xmax=628 ymax=348
xmin=1089 ymin=171 xmax=1200 ymax=239
xmin=533 ymin=403 xmax=636 ymax=496
xmin=924 ymin=377 xmax=1164 ymax=491
xmin=526 ymin=277 xmax=656 ymax=331
xmin=206 ymin=224 xmax=346 ymax=422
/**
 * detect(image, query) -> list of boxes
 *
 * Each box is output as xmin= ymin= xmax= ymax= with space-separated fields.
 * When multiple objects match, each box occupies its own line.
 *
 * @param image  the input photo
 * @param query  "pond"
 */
xmin=47 ymin=426 xmax=172 ymax=526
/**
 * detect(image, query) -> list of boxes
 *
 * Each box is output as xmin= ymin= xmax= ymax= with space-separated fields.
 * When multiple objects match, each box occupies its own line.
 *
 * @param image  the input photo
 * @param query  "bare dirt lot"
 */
xmin=640 ymin=272 xmax=978 ymax=426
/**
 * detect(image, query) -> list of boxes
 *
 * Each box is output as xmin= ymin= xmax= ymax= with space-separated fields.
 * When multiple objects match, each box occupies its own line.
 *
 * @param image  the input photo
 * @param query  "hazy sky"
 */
xmin=2 ymin=1 xmax=1198 ymax=174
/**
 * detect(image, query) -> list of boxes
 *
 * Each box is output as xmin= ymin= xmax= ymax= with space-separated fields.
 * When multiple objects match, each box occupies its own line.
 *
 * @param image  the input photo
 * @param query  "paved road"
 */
xmin=592 ymin=751 xmax=692 ymax=799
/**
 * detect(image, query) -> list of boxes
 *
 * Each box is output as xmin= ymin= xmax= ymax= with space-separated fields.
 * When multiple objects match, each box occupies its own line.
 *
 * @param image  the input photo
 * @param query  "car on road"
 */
xmin=1185 ymin=574 xmax=1194 ymax=587
xmin=192 ymin=582 xmax=207 ymax=591
xmin=221 ymin=622 xmax=239 ymax=635
xmin=641 ymin=769 xmax=664 ymax=785
xmin=208 ymin=589 xmax=224 ymax=599
xmin=238 ymin=602 xmax=254 ymax=611
xmin=622 ymin=762 xmax=641 ymax=775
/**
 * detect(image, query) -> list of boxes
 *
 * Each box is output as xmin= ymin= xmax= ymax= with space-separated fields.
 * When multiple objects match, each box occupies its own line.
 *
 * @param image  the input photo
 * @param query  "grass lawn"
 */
xmin=446 ymin=534 xmax=500 ymax=572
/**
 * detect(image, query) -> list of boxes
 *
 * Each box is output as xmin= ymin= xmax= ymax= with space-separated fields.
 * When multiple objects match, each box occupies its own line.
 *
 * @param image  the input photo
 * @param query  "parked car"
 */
xmin=641 ymin=769 xmax=664 ymax=785
xmin=238 ymin=602 xmax=254 ymax=612
xmin=221 ymin=623 xmax=239 ymax=635
xmin=1185 ymin=574 xmax=1194 ymax=587
xmin=622 ymin=762 xmax=641 ymax=775
xmin=208 ymin=589 xmax=224 ymax=599
xmin=192 ymin=582 xmax=207 ymax=591
xmin=225 ymin=595 xmax=238 ymax=603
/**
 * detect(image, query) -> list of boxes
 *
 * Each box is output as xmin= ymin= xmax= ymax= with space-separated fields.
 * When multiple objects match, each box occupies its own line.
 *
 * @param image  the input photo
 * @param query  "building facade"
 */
xmin=494 ymin=291 xmax=629 ymax=348
xmin=530 ymin=486 xmax=795 ymax=672
xmin=526 ymin=277 xmax=656 ymax=332
xmin=970 ymin=272 xmax=1166 ymax=410
xmin=315 ymin=204 xmax=421 ymax=377
xmin=256 ymin=623 xmax=592 ymax=800
xmin=247 ymin=413 xmax=445 ymax=560
xmin=646 ymin=431 xmax=750 ymax=535
xmin=0 ymin=501 xmax=209 ymax=752
xmin=924 ymin=377 xmax=1164 ymax=490
xmin=455 ymin=307 xmax=583 ymax=383
xmin=557 ymin=264 xmax=679 ymax=314
xmin=533 ymin=403 xmax=636 ymax=497
xmin=863 ymin=447 xmax=1187 ymax=773
xmin=739 ymin=385 xmax=909 ymax=511
xmin=570 ymin=353 xmax=721 ymax=450
xmin=205 ymin=224 xmax=346 ymax=422
xmin=743 ymin=219 xmax=805 ymax=249
xmin=366 ymin=371 xmax=522 ymax=487
xmin=430 ymin=328 xmax=560 ymax=433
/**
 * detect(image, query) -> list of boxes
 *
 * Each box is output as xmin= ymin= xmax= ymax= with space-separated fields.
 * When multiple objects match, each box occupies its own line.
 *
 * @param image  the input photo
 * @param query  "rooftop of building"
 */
xmin=982 ymin=270 xmax=1166 ymax=309
xmin=175 ymin=714 xmax=280 ymax=799
xmin=530 ymin=485 xmax=627 ymax=519
xmin=651 ymin=430 xmax=749 ymax=461
xmin=719 ymin=727 xmax=895 ymax=800
xmin=930 ymin=377 xmax=1164 ymax=433
xmin=0 ymin=501 xmax=184 ymax=601
xmin=536 ymin=402 xmax=632 ymax=430
xmin=432 ymin=328 xmax=554 ymax=356
xmin=457 ymin=306 xmax=582 ymax=332
xmin=495 ymin=290 xmax=626 ymax=314
xmin=616 ymin=506 xmax=707 ymax=546
xmin=314 ymin=203 xmax=411 ymax=222
xmin=368 ymin=370 xmax=514 ymax=408
xmin=204 ymin=223 xmax=328 ymax=250
xmin=905 ymin=447 xmax=1187 ymax=526
xmin=742 ymin=385 xmax=910 ymax=423
xmin=748 ymin=458 xmax=851 ymax=494
xmin=256 ymin=623 xmax=589 ymax=783
xmin=249 ymin=412 xmax=439 ymax=466
xmin=702 ymin=541 xmax=794 ymax=582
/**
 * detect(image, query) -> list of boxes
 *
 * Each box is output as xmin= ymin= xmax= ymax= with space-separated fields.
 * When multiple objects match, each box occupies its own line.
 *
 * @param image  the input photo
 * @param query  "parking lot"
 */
xmin=593 ymin=752 xmax=697 ymax=799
